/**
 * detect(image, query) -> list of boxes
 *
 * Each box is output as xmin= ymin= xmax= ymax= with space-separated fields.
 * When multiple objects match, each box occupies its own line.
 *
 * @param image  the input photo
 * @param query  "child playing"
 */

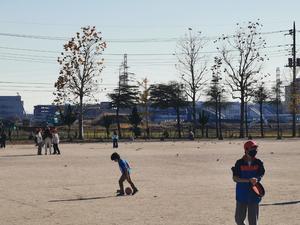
xmin=52 ymin=128 xmax=61 ymax=155
xmin=111 ymin=152 xmax=138 ymax=196
xmin=112 ymin=131 xmax=118 ymax=148
xmin=36 ymin=128 xmax=44 ymax=155
xmin=231 ymin=140 xmax=265 ymax=225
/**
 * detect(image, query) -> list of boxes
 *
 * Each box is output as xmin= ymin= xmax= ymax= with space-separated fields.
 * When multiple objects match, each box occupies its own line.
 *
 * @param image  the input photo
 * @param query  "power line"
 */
xmin=0 ymin=81 xmax=117 ymax=86
xmin=0 ymin=52 xmax=57 ymax=59
xmin=0 ymin=88 xmax=54 ymax=92
xmin=0 ymin=56 xmax=56 ymax=64
xmin=0 ymin=32 xmax=66 ymax=41
xmin=0 ymin=46 xmax=59 ymax=53
xmin=0 ymin=44 xmax=290 ymax=59
xmin=0 ymin=30 xmax=292 ymax=43
xmin=0 ymin=88 xmax=111 ymax=93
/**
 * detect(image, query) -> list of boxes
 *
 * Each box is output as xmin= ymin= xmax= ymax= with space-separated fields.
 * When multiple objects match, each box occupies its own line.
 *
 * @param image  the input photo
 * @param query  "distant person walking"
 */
xmin=0 ymin=131 xmax=7 ymax=148
xmin=112 ymin=131 xmax=118 ymax=148
xmin=43 ymin=127 xmax=52 ymax=155
xmin=52 ymin=129 xmax=61 ymax=155
xmin=36 ymin=128 xmax=44 ymax=155
xmin=189 ymin=130 xmax=195 ymax=140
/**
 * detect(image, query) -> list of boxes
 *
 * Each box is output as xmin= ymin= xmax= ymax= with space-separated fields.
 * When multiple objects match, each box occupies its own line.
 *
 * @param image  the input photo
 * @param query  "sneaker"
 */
xmin=116 ymin=192 xmax=125 ymax=196
xmin=132 ymin=188 xmax=139 ymax=195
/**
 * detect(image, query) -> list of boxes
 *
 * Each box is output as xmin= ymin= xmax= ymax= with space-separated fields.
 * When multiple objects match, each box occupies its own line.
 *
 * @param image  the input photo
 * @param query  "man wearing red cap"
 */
xmin=231 ymin=140 xmax=265 ymax=225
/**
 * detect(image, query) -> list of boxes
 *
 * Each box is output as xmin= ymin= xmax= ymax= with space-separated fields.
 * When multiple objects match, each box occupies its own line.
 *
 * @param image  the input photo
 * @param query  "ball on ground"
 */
xmin=125 ymin=187 xmax=132 ymax=195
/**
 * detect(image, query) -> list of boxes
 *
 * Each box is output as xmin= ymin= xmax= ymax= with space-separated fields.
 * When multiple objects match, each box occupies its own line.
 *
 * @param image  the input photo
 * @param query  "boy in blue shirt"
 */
xmin=112 ymin=131 xmax=118 ymax=148
xmin=232 ymin=140 xmax=265 ymax=225
xmin=111 ymin=152 xmax=138 ymax=196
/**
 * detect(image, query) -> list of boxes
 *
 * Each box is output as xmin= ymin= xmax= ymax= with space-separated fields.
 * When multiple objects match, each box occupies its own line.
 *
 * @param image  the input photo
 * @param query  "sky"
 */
xmin=1 ymin=0 xmax=300 ymax=113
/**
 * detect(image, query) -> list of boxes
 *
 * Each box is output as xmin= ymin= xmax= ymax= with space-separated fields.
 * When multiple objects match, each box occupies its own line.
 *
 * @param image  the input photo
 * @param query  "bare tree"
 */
xmin=176 ymin=28 xmax=208 ymax=133
xmin=54 ymin=26 xmax=106 ymax=139
xmin=216 ymin=20 xmax=267 ymax=138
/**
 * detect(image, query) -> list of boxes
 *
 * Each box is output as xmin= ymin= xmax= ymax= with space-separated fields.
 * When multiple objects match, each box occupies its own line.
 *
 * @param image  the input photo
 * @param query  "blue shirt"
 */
xmin=118 ymin=159 xmax=131 ymax=174
xmin=233 ymin=156 xmax=265 ymax=203
xmin=112 ymin=134 xmax=118 ymax=140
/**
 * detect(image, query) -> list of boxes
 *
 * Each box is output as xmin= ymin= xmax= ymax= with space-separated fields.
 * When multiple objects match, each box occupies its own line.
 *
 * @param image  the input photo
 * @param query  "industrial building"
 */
xmin=0 ymin=96 xmax=25 ymax=119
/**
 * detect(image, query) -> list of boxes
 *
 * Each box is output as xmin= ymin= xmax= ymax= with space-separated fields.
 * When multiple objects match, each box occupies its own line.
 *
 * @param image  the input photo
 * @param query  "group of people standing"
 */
xmin=35 ymin=127 xmax=61 ymax=155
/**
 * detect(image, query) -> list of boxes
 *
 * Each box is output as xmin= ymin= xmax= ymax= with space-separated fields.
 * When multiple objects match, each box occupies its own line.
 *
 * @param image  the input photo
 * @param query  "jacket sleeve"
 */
xmin=256 ymin=160 xmax=265 ymax=181
xmin=231 ymin=160 xmax=241 ymax=177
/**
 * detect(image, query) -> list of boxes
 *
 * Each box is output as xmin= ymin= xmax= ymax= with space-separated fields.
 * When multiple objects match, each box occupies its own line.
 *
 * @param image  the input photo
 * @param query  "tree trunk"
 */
xmin=245 ymin=101 xmax=249 ymax=137
xmin=106 ymin=127 xmax=109 ymax=139
xmin=276 ymin=100 xmax=280 ymax=139
xmin=240 ymin=95 xmax=245 ymax=138
xmin=192 ymin=96 xmax=196 ymax=133
xmin=176 ymin=107 xmax=181 ymax=138
xmin=218 ymin=96 xmax=223 ymax=140
xmin=215 ymin=99 xmax=219 ymax=138
xmin=78 ymin=95 xmax=84 ymax=140
xmin=67 ymin=125 xmax=71 ymax=140
xmin=145 ymin=104 xmax=150 ymax=138
xmin=116 ymin=106 xmax=122 ymax=138
xmin=260 ymin=101 xmax=264 ymax=138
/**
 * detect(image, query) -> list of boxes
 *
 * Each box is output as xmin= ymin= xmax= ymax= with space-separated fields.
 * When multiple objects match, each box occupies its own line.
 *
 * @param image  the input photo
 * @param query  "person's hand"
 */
xmin=249 ymin=177 xmax=258 ymax=185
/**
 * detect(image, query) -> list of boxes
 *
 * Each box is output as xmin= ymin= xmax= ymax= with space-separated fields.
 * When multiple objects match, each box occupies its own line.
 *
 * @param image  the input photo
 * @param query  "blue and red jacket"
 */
xmin=232 ymin=156 xmax=265 ymax=203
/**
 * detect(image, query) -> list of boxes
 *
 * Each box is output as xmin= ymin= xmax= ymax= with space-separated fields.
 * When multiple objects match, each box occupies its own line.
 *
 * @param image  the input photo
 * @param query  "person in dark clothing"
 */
xmin=232 ymin=140 xmax=265 ymax=225
xmin=52 ymin=129 xmax=61 ymax=155
xmin=43 ymin=127 xmax=52 ymax=155
xmin=0 ymin=132 xmax=7 ymax=148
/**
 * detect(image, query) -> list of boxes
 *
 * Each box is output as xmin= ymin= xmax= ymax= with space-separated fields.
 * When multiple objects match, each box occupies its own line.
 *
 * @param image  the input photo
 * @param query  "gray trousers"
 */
xmin=235 ymin=201 xmax=259 ymax=225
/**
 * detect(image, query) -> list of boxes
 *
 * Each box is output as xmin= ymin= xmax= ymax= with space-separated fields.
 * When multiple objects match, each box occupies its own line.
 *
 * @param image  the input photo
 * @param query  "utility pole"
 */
xmin=286 ymin=22 xmax=298 ymax=137
xmin=292 ymin=22 xmax=297 ymax=137
xmin=276 ymin=67 xmax=282 ymax=139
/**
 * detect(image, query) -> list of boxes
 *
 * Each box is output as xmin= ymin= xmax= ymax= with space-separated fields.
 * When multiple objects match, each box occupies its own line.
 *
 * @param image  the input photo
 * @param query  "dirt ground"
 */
xmin=0 ymin=139 xmax=299 ymax=225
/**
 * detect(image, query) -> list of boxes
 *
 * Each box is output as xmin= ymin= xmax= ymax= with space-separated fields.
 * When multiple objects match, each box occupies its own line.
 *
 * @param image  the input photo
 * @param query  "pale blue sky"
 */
xmin=0 ymin=0 xmax=300 ymax=113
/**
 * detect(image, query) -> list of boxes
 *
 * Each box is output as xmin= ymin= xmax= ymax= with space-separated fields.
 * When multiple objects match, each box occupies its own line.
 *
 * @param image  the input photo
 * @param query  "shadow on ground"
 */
xmin=48 ymin=195 xmax=117 ymax=202
xmin=261 ymin=200 xmax=300 ymax=206
xmin=0 ymin=154 xmax=37 ymax=158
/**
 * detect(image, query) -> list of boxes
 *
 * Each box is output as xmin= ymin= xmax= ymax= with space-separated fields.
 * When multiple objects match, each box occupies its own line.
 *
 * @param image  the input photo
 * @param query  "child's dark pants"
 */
xmin=119 ymin=173 xmax=137 ymax=193
xmin=235 ymin=201 xmax=259 ymax=225
xmin=113 ymin=139 xmax=118 ymax=148
xmin=53 ymin=144 xmax=60 ymax=154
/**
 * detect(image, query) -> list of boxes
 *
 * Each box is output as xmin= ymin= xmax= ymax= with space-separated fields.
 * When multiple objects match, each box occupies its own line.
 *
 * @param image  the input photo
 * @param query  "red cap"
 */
xmin=244 ymin=140 xmax=258 ymax=151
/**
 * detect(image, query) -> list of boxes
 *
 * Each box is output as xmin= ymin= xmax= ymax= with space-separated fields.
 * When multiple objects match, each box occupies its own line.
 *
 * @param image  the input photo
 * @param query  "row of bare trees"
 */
xmin=53 ymin=21 xmax=286 ymax=140
xmin=176 ymin=21 xmax=273 ymax=138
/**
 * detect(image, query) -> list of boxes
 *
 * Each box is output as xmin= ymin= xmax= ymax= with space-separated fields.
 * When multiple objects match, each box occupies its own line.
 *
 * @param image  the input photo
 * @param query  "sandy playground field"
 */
xmin=0 ymin=139 xmax=299 ymax=225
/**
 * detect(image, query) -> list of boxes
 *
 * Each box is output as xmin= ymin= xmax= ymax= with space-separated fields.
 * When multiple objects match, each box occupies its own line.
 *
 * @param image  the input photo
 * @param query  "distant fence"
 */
xmin=4 ymin=123 xmax=300 ymax=142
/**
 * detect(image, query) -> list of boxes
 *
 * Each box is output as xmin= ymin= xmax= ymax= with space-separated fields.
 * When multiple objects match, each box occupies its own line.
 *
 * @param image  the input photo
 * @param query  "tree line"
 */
xmin=53 ymin=21 xmax=289 ymax=140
